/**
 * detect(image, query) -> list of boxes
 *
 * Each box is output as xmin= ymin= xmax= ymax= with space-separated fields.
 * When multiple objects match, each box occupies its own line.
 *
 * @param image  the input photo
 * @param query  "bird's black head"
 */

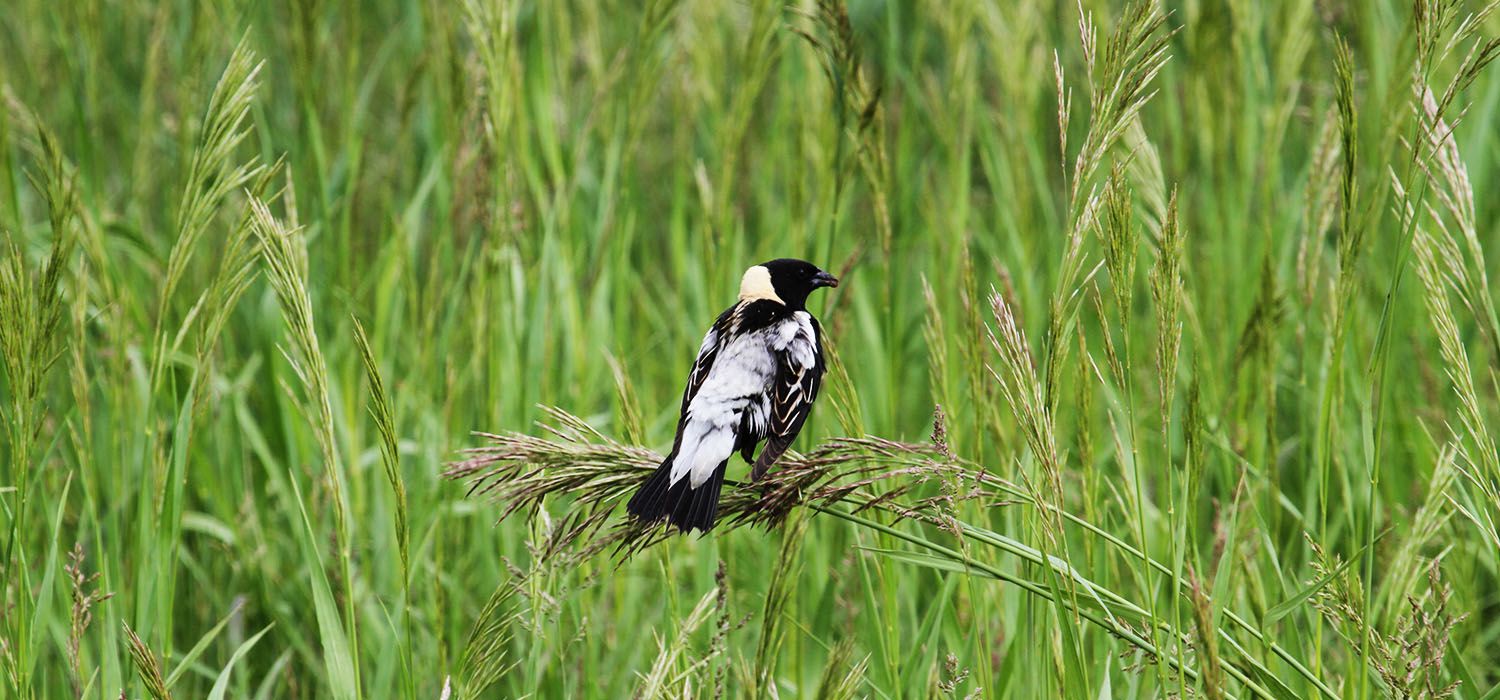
xmin=738 ymin=258 xmax=839 ymax=310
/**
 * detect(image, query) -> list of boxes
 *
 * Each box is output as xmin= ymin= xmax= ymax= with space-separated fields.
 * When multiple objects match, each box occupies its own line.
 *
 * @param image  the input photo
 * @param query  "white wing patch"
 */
xmin=667 ymin=314 xmax=815 ymax=488
xmin=778 ymin=311 xmax=816 ymax=367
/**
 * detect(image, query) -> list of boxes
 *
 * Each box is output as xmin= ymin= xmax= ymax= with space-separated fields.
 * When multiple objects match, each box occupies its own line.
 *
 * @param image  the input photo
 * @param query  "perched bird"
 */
xmin=627 ymin=258 xmax=839 ymax=533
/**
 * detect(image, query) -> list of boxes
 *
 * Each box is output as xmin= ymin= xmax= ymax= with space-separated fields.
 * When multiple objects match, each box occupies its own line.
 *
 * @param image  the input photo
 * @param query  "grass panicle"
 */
xmin=1100 ymin=164 xmax=1138 ymax=322
xmin=814 ymin=638 xmax=868 ymax=700
xmin=64 ymin=542 xmax=112 ymax=696
xmin=444 ymin=407 xmax=963 ymax=561
xmin=353 ymin=316 xmax=409 ymax=577
xmin=638 ymin=580 xmax=720 ymax=699
xmin=121 ymin=624 xmax=171 ymax=700
xmin=150 ymin=36 xmax=265 ymax=390
xmin=351 ymin=315 xmax=412 ymax=697
xmin=454 ymin=581 xmax=522 ymax=700
xmin=985 ymin=288 xmax=1064 ymax=544
xmin=1149 ymin=189 xmax=1183 ymax=438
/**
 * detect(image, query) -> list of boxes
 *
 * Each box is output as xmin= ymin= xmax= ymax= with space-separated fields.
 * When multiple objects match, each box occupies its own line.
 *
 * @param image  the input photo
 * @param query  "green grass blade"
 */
xmin=207 ymin=624 xmax=274 ymax=700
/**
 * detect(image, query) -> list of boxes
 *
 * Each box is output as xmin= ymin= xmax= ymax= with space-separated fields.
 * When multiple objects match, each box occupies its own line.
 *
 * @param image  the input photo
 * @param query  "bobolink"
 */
xmin=627 ymin=258 xmax=839 ymax=533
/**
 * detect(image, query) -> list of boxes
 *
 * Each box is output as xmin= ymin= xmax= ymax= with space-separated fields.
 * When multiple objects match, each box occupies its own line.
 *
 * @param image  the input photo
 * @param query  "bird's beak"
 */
xmin=813 ymin=270 xmax=840 ymax=288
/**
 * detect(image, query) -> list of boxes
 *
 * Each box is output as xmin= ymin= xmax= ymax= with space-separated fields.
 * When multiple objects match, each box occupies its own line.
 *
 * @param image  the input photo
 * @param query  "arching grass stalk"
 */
xmin=811 ymin=505 xmax=1278 ymax=700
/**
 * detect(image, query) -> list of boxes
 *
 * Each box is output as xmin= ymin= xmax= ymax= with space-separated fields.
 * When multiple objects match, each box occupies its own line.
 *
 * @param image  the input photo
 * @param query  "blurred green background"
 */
xmin=3 ymin=0 xmax=1500 ymax=697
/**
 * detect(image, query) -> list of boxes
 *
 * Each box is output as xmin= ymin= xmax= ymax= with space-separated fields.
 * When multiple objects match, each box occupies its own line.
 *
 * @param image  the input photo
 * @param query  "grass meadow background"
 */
xmin=4 ymin=0 xmax=1500 ymax=697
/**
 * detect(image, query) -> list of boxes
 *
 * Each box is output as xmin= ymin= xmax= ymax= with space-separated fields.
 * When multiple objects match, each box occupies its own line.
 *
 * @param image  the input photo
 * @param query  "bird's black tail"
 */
xmin=627 ymin=456 xmax=727 ymax=533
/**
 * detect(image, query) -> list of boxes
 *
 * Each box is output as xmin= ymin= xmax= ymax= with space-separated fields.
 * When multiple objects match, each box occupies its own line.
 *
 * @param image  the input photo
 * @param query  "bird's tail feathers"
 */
xmin=627 ymin=455 xmax=727 ymax=533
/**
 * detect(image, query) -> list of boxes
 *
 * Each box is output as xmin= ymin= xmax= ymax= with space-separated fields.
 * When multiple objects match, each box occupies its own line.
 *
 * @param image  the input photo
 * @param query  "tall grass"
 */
xmin=1 ymin=128 xmax=77 ymax=700
xmin=3 ymin=0 xmax=1500 ymax=698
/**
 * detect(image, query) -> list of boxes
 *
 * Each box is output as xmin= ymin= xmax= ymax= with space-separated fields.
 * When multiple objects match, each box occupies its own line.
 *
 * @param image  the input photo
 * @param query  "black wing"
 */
xmin=750 ymin=315 xmax=824 ymax=480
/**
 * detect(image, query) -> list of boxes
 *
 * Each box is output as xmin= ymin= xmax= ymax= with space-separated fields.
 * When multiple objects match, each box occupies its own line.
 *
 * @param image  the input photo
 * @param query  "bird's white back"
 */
xmin=669 ymin=311 xmax=816 ymax=487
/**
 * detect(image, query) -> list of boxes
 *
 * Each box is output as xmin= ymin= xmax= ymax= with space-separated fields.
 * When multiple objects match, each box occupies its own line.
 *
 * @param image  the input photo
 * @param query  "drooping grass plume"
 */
xmin=444 ymin=407 xmax=959 ymax=561
xmin=149 ymin=35 xmax=264 ymax=389
xmin=1391 ymin=0 xmax=1500 ymax=558
xmin=1066 ymin=1 xmax=1173 ymax=212
xmin=353 ymin=316 xmax=409 ymax=576
xmin=1402 ymin=192 xmax=1500 ymax=550
xmin=985 ymin=289 xmax=1063 ymax=543
xmin=249 ymin=196 xmax=362 ymax=699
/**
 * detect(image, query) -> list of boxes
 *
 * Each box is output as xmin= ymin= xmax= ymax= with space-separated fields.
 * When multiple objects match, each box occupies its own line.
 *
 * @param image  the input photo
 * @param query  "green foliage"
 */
xmin=2 ymin=0 xmax=1500 ymax=698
